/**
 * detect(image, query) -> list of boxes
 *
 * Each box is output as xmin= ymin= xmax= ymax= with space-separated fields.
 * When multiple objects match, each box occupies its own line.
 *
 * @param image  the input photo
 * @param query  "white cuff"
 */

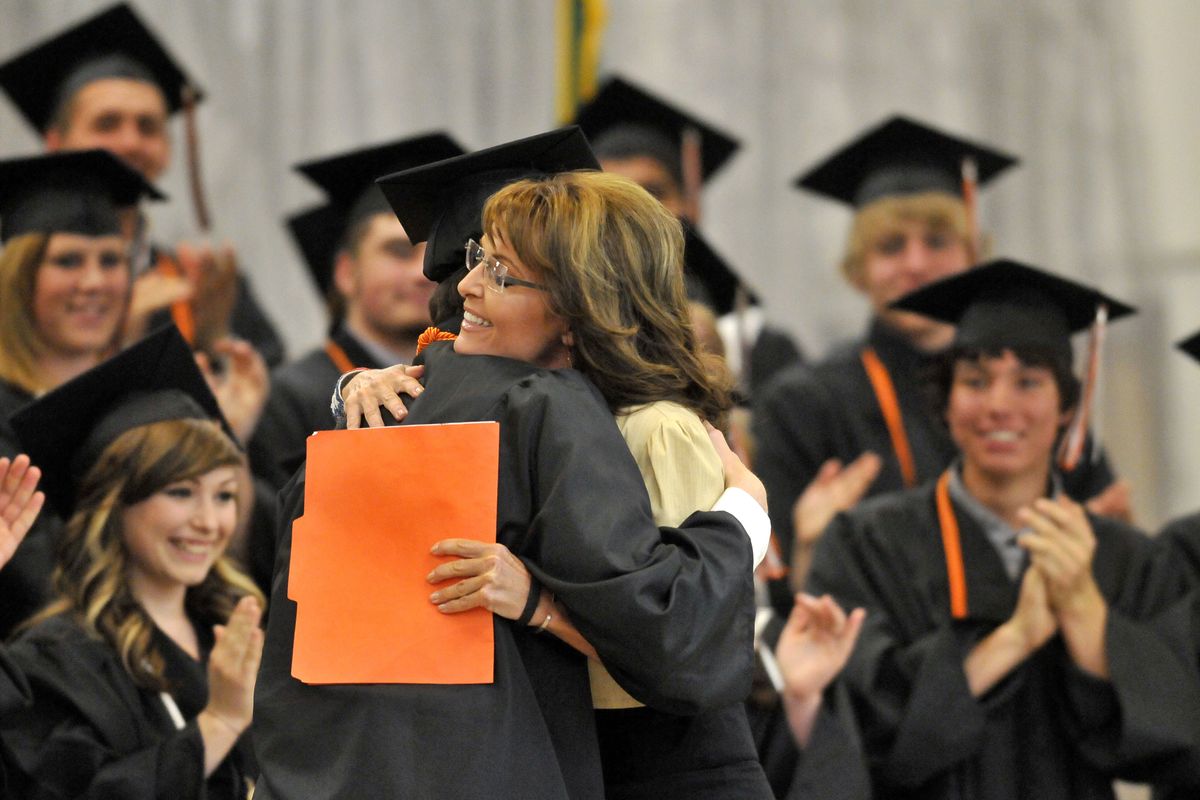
xmin=713 ymin=487 xmax=770 ymax=568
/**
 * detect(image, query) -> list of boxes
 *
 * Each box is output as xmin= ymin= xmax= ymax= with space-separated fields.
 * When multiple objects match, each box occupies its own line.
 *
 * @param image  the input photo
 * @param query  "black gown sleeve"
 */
xmin=499 ymin=378 xmax=757 ymax=716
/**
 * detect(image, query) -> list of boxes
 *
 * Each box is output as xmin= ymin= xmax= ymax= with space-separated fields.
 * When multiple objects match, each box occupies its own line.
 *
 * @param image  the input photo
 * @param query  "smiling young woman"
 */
xmin=0 ymin=328 xmax=265 ymax=799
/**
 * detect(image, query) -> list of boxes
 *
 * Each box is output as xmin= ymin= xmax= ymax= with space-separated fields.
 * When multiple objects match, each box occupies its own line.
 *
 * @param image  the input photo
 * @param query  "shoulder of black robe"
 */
xmin=1159 ymin=512 xmax=1200 ymax=591
xmin=0 ymin=614 xmax=225 ymax=800
xmin=254 ymin=342 xmax=754 ymax=800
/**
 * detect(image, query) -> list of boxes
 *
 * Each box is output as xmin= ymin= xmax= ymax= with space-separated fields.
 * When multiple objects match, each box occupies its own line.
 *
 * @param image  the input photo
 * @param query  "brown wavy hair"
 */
xmin=26 ymin=418 xmax=265 ymax=691
xmin=481 ymin=171 xmax=733 ymax=425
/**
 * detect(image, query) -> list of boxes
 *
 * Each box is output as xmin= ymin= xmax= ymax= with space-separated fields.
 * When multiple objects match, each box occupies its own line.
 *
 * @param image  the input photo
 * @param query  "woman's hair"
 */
xmin=27 ymin=418 xmax=264 ymax=691
xmin=929 ymin=344 xmax=1082 ymax=420
xmin=0 ymin=233 xmax=52 ymax=394
xmin=840 ymin=191 xmax=973 ymax=285
xmin=481 ymin=171 xmax=733 ymax=424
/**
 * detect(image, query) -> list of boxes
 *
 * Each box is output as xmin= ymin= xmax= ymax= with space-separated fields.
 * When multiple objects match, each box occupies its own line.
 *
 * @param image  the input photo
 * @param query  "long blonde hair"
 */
xmin=27 ymin=418 xmax=264 ymax=691
xmin=482 ymin=171 xmax=733 ymax=425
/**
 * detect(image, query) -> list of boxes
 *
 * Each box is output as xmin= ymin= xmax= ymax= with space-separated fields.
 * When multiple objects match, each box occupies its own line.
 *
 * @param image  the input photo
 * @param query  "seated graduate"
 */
xmin=249 ymin=132 xmax=465 ymax=489
xmin=806 ymin=260 xmax=1200 ymax=799
xmin=352 ymin=169 xmax=776 ymax=799
xmin=0 ymin=149 xmax=162 ymax=639
xmin=0 ymin=2 xmax=285 ymax=365
xmin=253 ymin=128 xmax=768 ymax=800
xmin=573 ymin=75 xmax=803 ymax=399
xmin=0 ymin=326 xmax=265 ymax=800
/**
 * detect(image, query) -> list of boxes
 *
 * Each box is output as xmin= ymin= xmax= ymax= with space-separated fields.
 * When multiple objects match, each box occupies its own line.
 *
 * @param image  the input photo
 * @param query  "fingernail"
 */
xmin=429 ymin=592 xmax=441 ymax=603
xmin=430 ymin=543 xmax=440 ymax=554
xmin=426 ymin=571 xmax=436 ymax=581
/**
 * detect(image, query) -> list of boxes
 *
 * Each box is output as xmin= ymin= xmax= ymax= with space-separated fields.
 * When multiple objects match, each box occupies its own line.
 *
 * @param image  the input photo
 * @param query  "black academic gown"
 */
xmin=0 ymin=380 xmax=61 ymax=641
xmin=253 ymin=343 xmax=756 ymax=800
xmin=0 ymin=646 xmax=31 ymax=796
xmin=805 ymin=483 xmax=1199 ymax=800
xmin=754 ymin=319 xmax=1116 ymax=570
xmin=1150 ymin=516 xmax=1200 ymax=799
xmin=249 ymin=326 xmax=384 ymax=490
xmin=0 ymin=614 xmax=249 ymax=799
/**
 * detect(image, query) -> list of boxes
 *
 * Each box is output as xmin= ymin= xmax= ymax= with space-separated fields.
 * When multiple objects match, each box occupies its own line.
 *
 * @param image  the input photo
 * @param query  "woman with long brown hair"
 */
xmin=345 ymin=170 xmax=849 ymax=798
xmin=0 ymin=328 xmax=264 ymax=799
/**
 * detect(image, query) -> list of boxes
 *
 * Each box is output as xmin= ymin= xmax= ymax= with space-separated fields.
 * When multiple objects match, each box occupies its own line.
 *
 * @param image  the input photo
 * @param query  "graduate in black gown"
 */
xmin=253 ymin=128 xmax=765 ymax=800
xmin=806 ymin=260 xmax=1200 ymax=799
xmin=248 ymin=133 xmax=465 ymax=489
xmin=0 ymin=149 xmax=163 ymax=640
xmin=0 ymin=2 xmax=285 ymax=366
xmin=754 ymin=116 xmax=1125 ymax=602
xmin=0 ymin=327 xmax=266 ymax=799
xmin=573 ymin=75 xmax=803 ymax=399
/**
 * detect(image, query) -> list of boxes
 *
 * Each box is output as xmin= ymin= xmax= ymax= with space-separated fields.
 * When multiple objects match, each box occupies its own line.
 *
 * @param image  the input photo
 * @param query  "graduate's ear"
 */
xmin=332 ymin=250 xmax=357 ymax=301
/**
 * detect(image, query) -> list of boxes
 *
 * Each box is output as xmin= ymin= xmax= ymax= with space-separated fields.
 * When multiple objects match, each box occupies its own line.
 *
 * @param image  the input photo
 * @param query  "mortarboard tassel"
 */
xmin=181 ymin=84 xmax=210 ymax=234
xmin=1057 ymin=303 xmax=1108 ymax=472
xmin=961 ymin=156 xmax=980 ymax=263
xmin=681 ymin=125 xmax=703 ymax=226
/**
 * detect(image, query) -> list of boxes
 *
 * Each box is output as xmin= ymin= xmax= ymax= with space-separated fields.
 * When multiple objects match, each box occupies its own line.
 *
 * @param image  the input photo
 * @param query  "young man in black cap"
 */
xmin=0 ymin=2 xmax=285 ymax=366
xmin=755 ymin=115 xmax=1126 ymax=599
xmin=247 ymin=133 xmax=464 ymax=488
xmin=254 ymin=127 xmax=767 ymax=800
xmin=806 ymin=260 xmax=1197 ymax=799
xmin=573 ymin=75 xmax=803 ymax=401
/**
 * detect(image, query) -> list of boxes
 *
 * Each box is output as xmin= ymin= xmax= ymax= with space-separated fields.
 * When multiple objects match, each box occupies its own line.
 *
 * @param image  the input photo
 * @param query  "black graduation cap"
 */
xmin=285 ymin=204 xmax=345 ymax=296
xmin=376 ymin=126 xmax=600 ymax=282
xmin=1176 ymin=331 xmax=1200 ymax=364
xmin=681 ymin=221 xmax=756 ymax=316
xmin=794 ymin=115 xmax=1017 ymax=207
xmin=10 ymin=326 xmax=233 ymax=516
xmin=0 ymin=3 xmax=200 ymax=133
xmin=287 ymin=133 xmax=466 ymax=292
xmin=0 ymin=149 xmax=164 ymax=243
xmin=890 ymin=259 xmax=1135 ymax=363
xmin=574 ymin=76 xmax=740 ymax=185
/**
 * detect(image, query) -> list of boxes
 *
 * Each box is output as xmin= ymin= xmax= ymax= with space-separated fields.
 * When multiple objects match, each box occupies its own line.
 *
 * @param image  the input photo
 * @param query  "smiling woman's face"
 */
xmin=454 ymin=232 xmax=570 ymax=369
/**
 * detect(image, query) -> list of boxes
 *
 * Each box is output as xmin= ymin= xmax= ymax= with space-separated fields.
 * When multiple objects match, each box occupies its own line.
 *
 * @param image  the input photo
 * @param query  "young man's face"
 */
xmin=600 ymin=155 xmax=688 ymax=220
xmin=45 ymin=78 xmax=171 ymax=182
xmin=337 ymin=214 xmax=434 ymax=343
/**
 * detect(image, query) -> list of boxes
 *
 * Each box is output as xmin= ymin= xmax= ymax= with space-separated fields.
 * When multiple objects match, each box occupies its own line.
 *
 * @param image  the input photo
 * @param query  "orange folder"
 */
xmin=289 ymin=422 xmax=499 ymax=684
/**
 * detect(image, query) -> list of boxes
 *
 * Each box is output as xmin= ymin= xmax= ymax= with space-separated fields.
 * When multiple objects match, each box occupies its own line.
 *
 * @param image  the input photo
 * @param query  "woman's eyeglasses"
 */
xmin=465 ymin=239 xmax=546 ymax=294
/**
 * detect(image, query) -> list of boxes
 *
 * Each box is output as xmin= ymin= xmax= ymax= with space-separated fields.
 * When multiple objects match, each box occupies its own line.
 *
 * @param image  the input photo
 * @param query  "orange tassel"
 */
xmin=415 ymin=327 xmax=457 ymax=356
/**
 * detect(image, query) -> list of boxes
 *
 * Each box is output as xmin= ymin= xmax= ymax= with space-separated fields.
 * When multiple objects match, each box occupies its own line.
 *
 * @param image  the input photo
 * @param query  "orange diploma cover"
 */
xmin=289 ymin=422 xmax=499 ymax=684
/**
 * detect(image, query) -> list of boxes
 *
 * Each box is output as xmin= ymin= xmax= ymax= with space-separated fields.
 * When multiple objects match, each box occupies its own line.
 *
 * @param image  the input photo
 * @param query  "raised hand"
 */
xmin=177 ymin=241 xmax=239 ymax=355
xmin=204 ymin=595 xmax=263 ymax=734
xmin=793 ymin=453 xmax=882 ymax=548
xmin=341 ymin=365 xmax=426 ymax=429
xmin=776 ymin=593 xmax=865 ymax=746
xmin=0 ymin=455 xmax=44 ymax=570
xmin=195 ymin=339 xmax=269 ymax=443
